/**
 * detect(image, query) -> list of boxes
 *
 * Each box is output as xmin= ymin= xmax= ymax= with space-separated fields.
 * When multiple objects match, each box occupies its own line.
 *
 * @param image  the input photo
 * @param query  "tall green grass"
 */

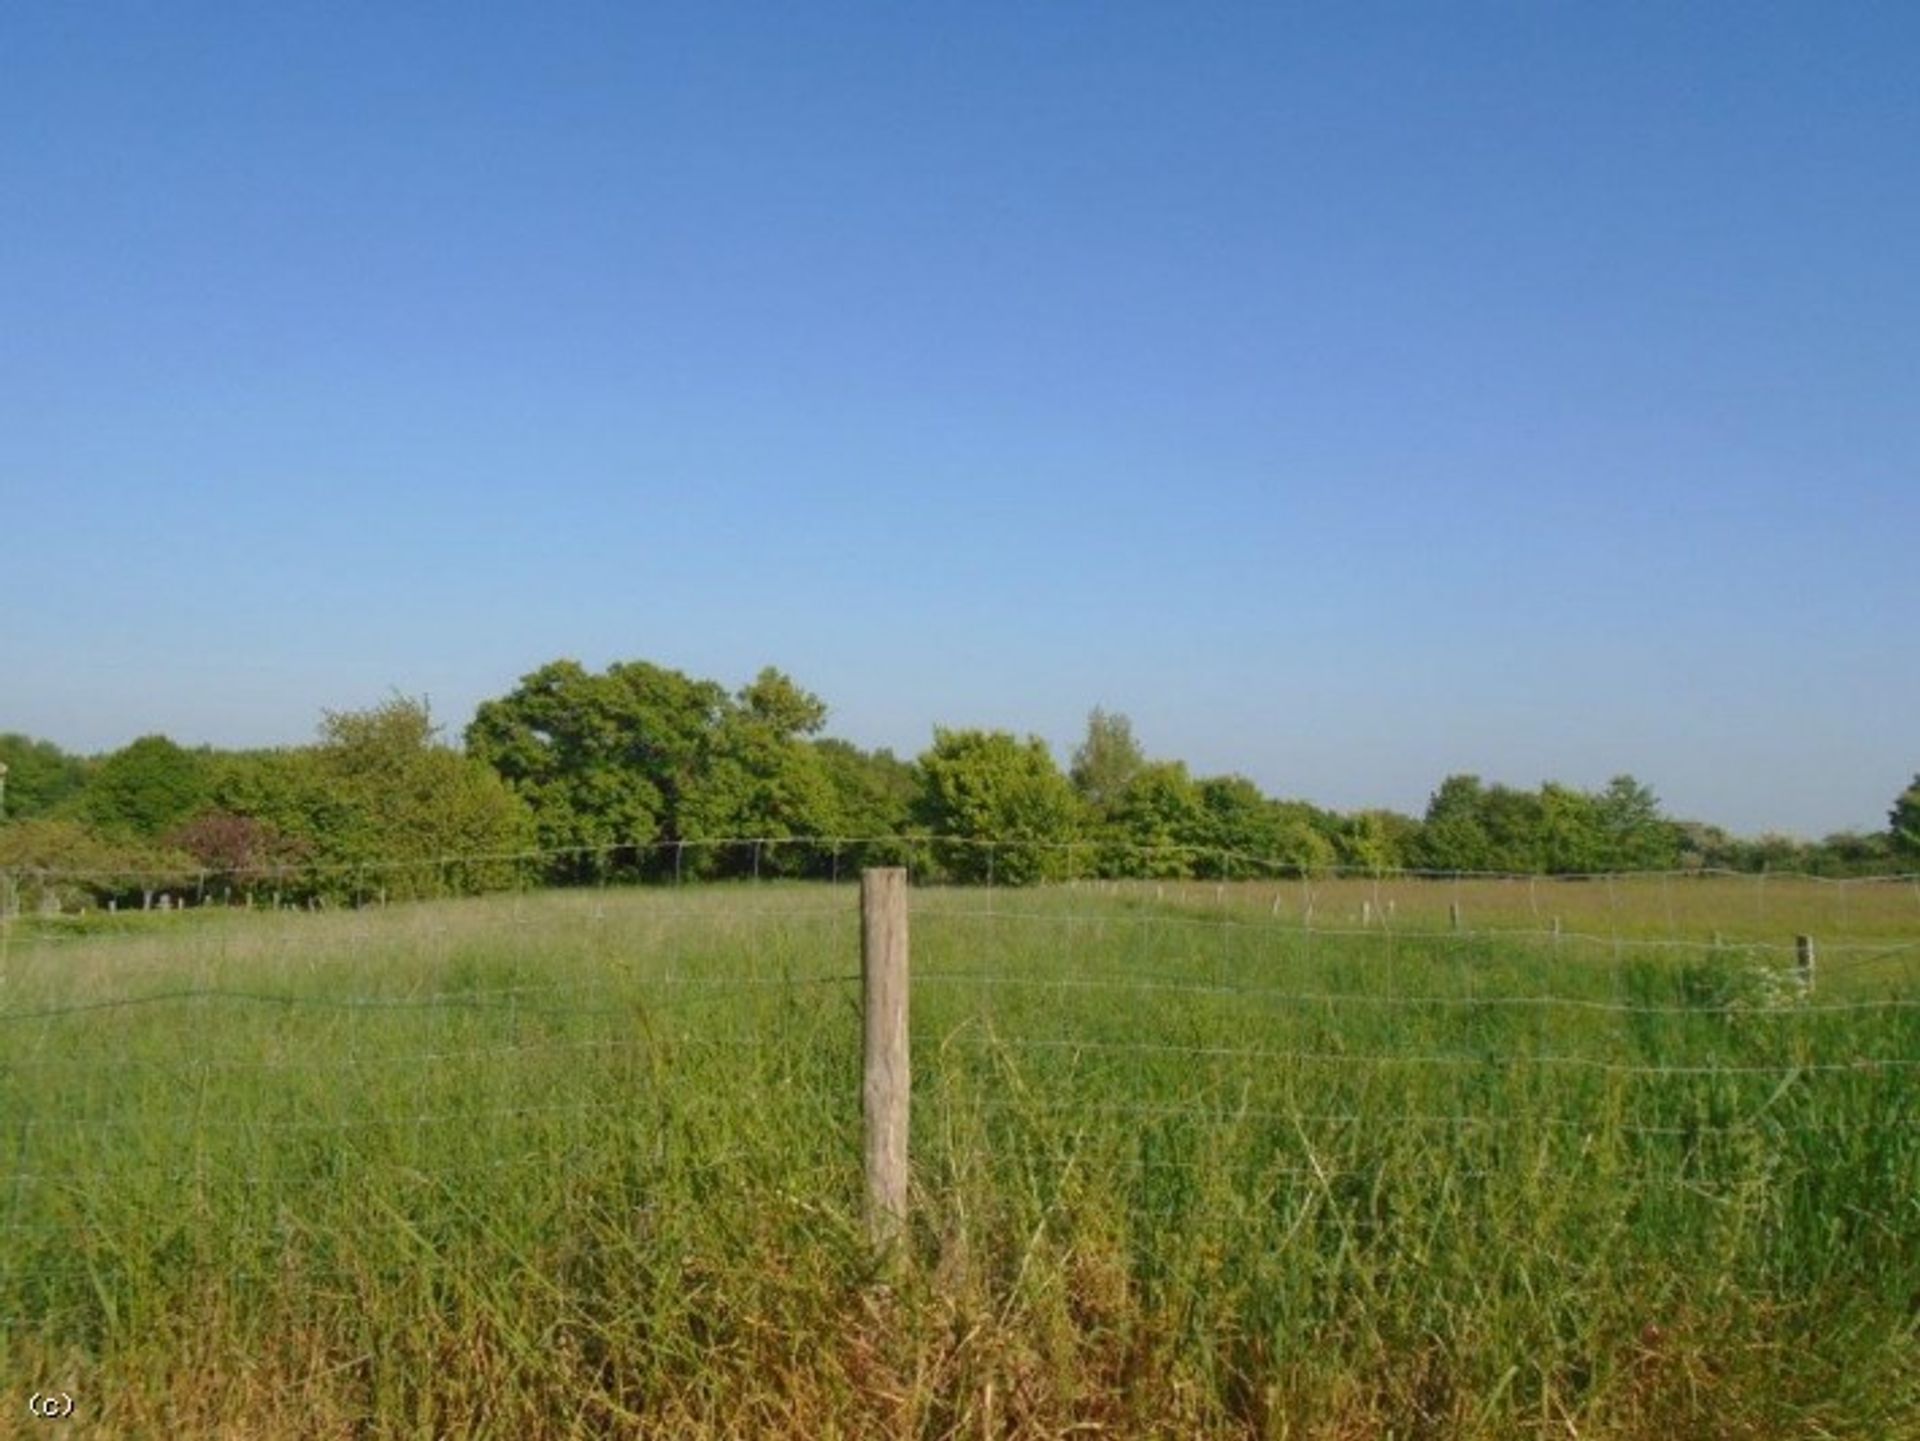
xmin=1 ymin=883 xmax=1915 ymax=1437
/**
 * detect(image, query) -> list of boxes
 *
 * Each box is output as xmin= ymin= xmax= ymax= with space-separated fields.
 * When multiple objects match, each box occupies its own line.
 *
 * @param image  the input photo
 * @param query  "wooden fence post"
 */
xmin=862 ymin=867 xmax=910 ymax=1244
xmin=1796 ymin=934 xmax=1815 ymax=992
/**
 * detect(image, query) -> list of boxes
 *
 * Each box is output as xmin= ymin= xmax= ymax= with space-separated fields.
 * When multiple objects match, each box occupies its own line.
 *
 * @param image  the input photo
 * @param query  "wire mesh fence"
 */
xmin=2 ymin=838 xmax=1916 ymax=1348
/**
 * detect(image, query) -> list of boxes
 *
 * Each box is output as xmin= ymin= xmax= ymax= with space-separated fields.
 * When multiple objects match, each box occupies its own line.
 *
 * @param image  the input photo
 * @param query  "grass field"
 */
xmin=2 ymin=875 xmax=1916 ymax=1438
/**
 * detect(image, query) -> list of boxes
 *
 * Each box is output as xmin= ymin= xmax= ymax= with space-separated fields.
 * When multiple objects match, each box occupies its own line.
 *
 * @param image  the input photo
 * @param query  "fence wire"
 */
xmin=1 ymin=847 xmax=1915 ymax=1323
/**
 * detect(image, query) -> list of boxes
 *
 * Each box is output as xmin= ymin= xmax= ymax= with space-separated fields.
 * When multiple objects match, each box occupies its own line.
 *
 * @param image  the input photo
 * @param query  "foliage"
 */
xmin=1197 ymin=778 xmax=1338 ymax=876
xmin=10 ymin=662 xmax=1899 ymax=884
xmin=1893 ymin=775 xmax=1920 ymax=858
xmin=814 ymin=740 xmax=915 ymax=834
xmin=1101 ymin=761 xmax=1207 ymax=876
xmin=913 ymin=728 xmax=1084 ymax=883
xmin=679 ymin=672 xmax=844 ymax=877
xmin=309 ymin=698 xmax=534 ymax=896
xmin=1419 ymin=774 xmax=1497 ymax=871
xmin=164 ymin=810 xmax=311 ymax=893
xmin=1538 ymin=783 xmax=1604 ymax=873
xmin=206 ymin=748 xmax=356 ymax=867
xmin=1337 ymin=809 xmax=1424 ymax=872
xmin=194 ymin=700 xmax=531 ymax=900
xmin=812 ymin=739 xmax=917 ymax=872
xmin=1419 ymin=773 xmax=1680 ymax=874
xmin=1592 ymin=774 xmax=1680 ymax=870
xmin=0 ymin=817 xmax=197 ymax=910
xmin=79 ymin=735 xmax=211 ymax=837
xmin=1069 ymin=708 xmax=1146 ymax=815
xmin=0 ymin=734 xmax=91 ymax=821
xmin=1813 ymin=829 xmax=1896 ymax=876
xmin=737 ymin=666 xmax=828 ymax=738
xmin=466 ymin=659 xmax=728 ymax=878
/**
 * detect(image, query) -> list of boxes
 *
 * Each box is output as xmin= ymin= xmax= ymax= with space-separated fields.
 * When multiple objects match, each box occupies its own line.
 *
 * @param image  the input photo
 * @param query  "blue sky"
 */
xmin=2 ymin=4 xmax=1915 ymax=837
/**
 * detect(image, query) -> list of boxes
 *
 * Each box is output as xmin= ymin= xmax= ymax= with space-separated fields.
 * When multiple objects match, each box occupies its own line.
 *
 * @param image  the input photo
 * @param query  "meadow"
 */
xmin=1 ymin=871 xmax=1916 ymax=1438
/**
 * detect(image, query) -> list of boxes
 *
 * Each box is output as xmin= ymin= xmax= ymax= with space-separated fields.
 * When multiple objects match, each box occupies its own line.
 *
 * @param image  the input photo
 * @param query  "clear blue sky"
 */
xmin=2 ymin=5 xmax=1915 ymax=838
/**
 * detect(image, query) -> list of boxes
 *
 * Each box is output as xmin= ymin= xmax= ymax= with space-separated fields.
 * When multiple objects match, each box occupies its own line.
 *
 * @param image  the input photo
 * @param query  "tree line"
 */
xmin=2 ymin=656 xmax=1915 ymax=907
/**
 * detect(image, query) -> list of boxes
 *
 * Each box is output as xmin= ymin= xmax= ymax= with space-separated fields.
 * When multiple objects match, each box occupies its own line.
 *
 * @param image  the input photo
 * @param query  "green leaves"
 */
xmin=0 ymin=734 xmax=90 ymax=821
xmin=201 ymin=699 xmax=534 ymax=898
xmin=1891 ymin=775 xmax=1920 ymax=857
xmin=80 ymin=736 xmax=211 ymax=838
xmin=1070 ymin=708 xmax=1146 ymax=814
xmin=913 ymin=729 xmax=1085 ymax=883
xmin=465 ymin=660 xmax=843 ymax=879
xmin=1418 ymin=773 xmax=1680 ymax=874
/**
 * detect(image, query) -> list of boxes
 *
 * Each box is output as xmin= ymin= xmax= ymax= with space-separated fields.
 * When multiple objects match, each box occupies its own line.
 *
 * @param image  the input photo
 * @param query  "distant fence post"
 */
xmin=1796 ymin=934 xmax=1815 ymax=992
xmin=862 ymin=867 xmax=910 ymax=1244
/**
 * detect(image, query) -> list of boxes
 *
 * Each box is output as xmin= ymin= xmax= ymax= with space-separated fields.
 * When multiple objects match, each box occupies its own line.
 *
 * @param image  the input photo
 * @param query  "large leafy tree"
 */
xmin=1418 ymin=774 xmax=1494 ymax=871
xmin=681 ymin=670 xmax=844 ymax=876
xmin=1817 ymin=830 xmax=1893 ymax=876
xmin=466 ymin=659 xmax=729 ymax=877
xmin=914 ymin=728 xmax=1085 ymax=884
xmin=816 ymin=740 xmax=915 ymax=835
xmin=1102 ymin=761 xmax=1207 ymax=876
xmin=1195 ymin=778 xmax=1337 ymax=876
xmin=1069 ymin=708 xmax=1146 ymax=816
xmin=1338 ymin=809 xmax=1423 ymax=873
xmin=1476 ymin=783 xmax=1548 ymax=873
xmin=205 ymin=701 xmax=530 ymax=899
xmin=814 ymin=740 xmax=917 ymax=869
xmin=314 ymin=699 xmax=533 ymax=890
xmin=0 ymin=734 xmax=91 ymax=822
xmin=1538 ymin=783 xmax=1604 ymax=874
xmin=1592 ymin=774 xmax=1679 ymax=870
xmin=1892 ymin=775 xmax=1920 ymax=858
xmin=80 ymin=735 xmax=211 ymax=837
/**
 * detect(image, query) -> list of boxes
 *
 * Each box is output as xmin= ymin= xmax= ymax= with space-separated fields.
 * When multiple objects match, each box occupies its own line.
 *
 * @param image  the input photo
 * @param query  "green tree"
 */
xmin=1102 ymin=761 xmax=1206 ymax=876
xmin=681 ymin=671 xmax=843 ymax=875
xmin=738 ymin=666 xmax=828 ymax=737
xmin=1338 ymin=809 xmax=1423 ymax=873
xmin=466 ymin=659 xmax=730 ymax=878
xmin=1812 ymin=830 xmax=1893 ymax=877
xmin=1190 ymin=778 xmax=1338 ymax=876
xmin=0 ymin=734 xmax=91 ymax=822
xmin=1069 ymin=708 xmax=1146 ymax=816
xmin=203 ymin=702 xmax=530 ymax=899
xmin=1472 ymin=783 xmax=1546 ymax=872
xmin=1538 ymin=783 xmax=1604 ymax=873
xmin=914 ymin=729 xmax=1084 ymax=884
xmin=1419 ymin=775 xmax=1493 ymax=871
xmin=1673 ymin=819 xmax=1738 ymax=871
xmin=81 ymin=735 xmax=211 ymax=837
xmin=814 ymin=740 xmax=916 ymax=867
xmin=1593 ymin=774 xmax=1679 ymax=870
xmin=1891 ymin=776 xmax=1920 ymax=858
xmin=208 ymin=748 xmax=354 ymax=866
xmin=312 ymin=697 xmax=533 ymax=896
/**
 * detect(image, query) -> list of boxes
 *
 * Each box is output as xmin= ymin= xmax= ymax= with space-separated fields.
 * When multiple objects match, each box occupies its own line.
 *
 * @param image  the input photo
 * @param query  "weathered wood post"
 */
xmin=1449 ymin=901 xmax=1462 ymax=932
xmin=862 ymin=867 xmax=910 ymax=1244
xmin=1796 ymin=934 xmax=1815 ymax=992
